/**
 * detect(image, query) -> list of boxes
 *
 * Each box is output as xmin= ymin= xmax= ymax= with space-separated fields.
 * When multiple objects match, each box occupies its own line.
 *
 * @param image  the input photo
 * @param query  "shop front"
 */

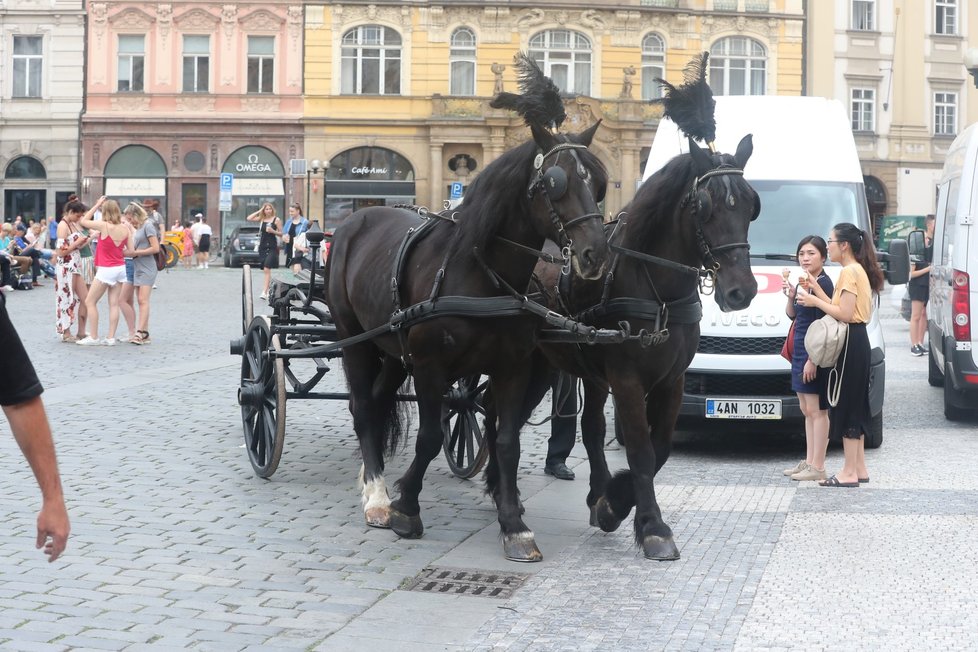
xmin=102 ymin=145 xmax=167 ymax=213
xmin=324 ymin=147 xmax=415 ymax=231
xmin=3 ymin=156 xmax=47 ymax=222
xmin=221 ymin=146 xmax=286 ymax=247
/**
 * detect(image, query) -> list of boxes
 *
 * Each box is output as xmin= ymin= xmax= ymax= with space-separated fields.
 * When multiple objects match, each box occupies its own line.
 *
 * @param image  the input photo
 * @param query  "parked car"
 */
xmin=223 ymin=225 xmax=263 ymax=268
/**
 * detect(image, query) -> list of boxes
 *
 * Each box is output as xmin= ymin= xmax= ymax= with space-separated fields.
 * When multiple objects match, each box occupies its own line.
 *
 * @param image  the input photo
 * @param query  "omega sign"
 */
xmin=235 ymin=154 xmax=272 ymax=173
xmin=351 ymin=166 xmax=389 ymax=176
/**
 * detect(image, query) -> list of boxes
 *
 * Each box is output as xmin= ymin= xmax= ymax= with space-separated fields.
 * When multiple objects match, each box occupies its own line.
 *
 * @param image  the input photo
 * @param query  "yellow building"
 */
xmin=302 ymin=1 xmax=805 ymax=226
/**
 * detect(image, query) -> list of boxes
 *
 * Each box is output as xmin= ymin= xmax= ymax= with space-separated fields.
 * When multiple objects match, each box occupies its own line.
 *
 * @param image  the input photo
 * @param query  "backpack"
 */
xmin=804 ymin=314 xmax=848 ymax=368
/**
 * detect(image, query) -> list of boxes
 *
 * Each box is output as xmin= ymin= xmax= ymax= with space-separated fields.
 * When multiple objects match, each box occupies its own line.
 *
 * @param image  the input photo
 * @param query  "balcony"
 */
xmin=640 ymin=0 xmax=679 ymax=7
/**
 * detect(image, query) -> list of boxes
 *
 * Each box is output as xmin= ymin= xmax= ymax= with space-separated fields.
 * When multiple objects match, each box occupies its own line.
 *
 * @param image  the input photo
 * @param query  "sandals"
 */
xmin=60 ymin=333 xmax=78 ymax=343
xmin=131 ymin=330 xmax=151 ymax=345
xmin=819 ymin=475 xmax=859 ymax=488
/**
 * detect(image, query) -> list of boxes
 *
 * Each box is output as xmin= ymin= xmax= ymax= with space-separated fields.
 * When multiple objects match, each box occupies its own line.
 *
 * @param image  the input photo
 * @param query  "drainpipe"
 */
xmin=77 ymin=0 xmax=89 ymax=206
xmin=800 ymin=0 xmax=808 ymax=96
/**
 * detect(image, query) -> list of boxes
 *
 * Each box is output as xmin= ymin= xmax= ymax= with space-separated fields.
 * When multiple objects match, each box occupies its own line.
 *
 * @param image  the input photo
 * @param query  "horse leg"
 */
xmin=388 ymin=374 xmax=447 ymax=540
xmin=579 ymin=380 xmax=616 ymax=530
xmin=625 ymin=378 xmax=683 ymax=561
xmin=358 ymin=354 xmax=408 ymax=527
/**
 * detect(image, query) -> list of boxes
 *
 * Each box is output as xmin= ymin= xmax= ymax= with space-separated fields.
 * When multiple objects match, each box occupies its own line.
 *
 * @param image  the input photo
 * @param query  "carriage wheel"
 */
xmin=164 ymin=243 xmax=181 ymax=269
xmin=241 ymin=265 xmax=254 ymax=335
xmin=238 ymin=316 xmax=286 ymax=478
xmin=442 ymin=375 xmax=489 ymax=479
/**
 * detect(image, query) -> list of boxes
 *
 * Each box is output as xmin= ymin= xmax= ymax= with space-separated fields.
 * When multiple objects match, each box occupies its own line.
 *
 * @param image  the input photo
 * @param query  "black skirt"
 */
xmin=828 ymin=322 xmax=872 ymax=441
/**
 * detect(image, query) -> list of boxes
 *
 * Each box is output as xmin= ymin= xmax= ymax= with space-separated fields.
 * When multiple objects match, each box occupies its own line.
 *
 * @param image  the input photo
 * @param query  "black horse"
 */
xmin=485 ymin=134 xmax=760 ymax=560
xmin=325 ymin=121 xmax=609 ymax=561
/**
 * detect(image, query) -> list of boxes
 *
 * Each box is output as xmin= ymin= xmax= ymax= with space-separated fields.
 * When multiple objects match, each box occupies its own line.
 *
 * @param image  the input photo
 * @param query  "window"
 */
xmin=934 ymin=92 xmax=957 ymax=136
xmin=341 ymin=26 xmax=402 ymax=95
xmin=709 ymin=37 xmax=766 ymax=96
xmin=851 ymin=0 xmax=875 ymax=31
xmin=117 ymin=35 xmax=145 ymax=92
xmin=528 ymin=30 xmax=591 ymax=95
xmin=641 ymin=33 xmax=665 ymax=101
xmin=935 ymin=0 xmax=957 ymax=36
xmin=182 ymin=35 xmax=210 ymax=93
xmin=247 ymin=36 xmax=274 ymax=94
xmin=13 ymin=36 xmax=42 ymax=98
xmin=851 ymin=88 xmax=875 ymax=132
xmin=449 ymin=28 xmax=476 ymax=96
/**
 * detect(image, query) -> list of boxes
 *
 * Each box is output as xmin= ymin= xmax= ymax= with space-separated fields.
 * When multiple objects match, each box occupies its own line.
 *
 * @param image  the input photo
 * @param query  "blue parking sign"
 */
xmin=450 ymin=182 xmax=463 ymax=200
xmin=220 ymin=173 xmax=234 ymax=191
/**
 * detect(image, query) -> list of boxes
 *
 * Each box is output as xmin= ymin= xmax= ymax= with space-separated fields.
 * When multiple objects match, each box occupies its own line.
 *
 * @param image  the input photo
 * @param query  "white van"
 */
xmin=927 ymin=122 xmax=978 ymax=420
xmin=644 ymin=96 xmax=909 ymax=447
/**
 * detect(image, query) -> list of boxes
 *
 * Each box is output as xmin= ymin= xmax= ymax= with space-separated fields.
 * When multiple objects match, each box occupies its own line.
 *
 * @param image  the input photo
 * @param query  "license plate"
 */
xmin=705 ymin=399 xmax=782 ymax=420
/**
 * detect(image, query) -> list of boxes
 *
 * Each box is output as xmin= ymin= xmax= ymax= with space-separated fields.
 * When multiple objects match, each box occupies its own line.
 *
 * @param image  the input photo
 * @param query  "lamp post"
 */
xmin=966 ymin=48 xmax=978 ymax=89
xmin=305 ymin=159 xmax=328 ymax=222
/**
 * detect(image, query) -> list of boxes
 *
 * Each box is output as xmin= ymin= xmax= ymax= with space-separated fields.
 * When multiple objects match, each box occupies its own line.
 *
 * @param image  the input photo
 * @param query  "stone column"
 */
xmin=429 ymin=143 xmax=443 ymax=209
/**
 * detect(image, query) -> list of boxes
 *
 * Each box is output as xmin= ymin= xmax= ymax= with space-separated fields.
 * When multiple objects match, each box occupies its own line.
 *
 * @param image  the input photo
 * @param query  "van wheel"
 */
xmin=944 ymin=363 xmax=970 ymax=421
xmin=864 ymin=411 xmax=883 ymax=449
xmin=927 ymin=344 xmax=943 ymax=387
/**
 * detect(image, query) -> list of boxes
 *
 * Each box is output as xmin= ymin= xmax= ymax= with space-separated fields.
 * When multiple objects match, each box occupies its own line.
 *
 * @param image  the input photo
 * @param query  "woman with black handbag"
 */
xmin=797 ymin=223 xmax=884 ymax=487
xmin=780 ymin=236 xmax=834 ymax=482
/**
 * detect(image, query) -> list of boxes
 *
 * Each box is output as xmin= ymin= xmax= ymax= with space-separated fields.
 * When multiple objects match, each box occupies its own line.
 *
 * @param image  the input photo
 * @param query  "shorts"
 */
xmin=125 ymin=258 xmax=135 ymax=284
xmin=198 ymin=234 xmax=211 ymax=253
xmin=95 ymin=264 xmax=128 ymax=286
xmin=908 ymin=282 xmax=929 ymax=303
xmin=259 ymin=247 xmax=279 ymax=269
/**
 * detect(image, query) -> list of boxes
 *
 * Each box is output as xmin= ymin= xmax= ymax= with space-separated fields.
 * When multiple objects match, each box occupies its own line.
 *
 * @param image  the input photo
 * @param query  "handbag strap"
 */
xmin=826 ymin=325 xmax=850 ymax=407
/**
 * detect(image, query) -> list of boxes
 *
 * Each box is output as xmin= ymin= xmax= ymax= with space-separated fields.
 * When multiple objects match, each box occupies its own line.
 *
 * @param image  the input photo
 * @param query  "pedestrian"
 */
xmin=544 ymin=371 xmax=577 ymax=480
xmin=54 ymin=199 xmax=93 ymax=342
xmin=47 ymin=215 xmax=59 ymax=250
xmin=180 ymin=221 xmax=195 ymax=269
xmin=0 ymin=290 xmax=70 ymax=561
xmin=76 ymin=196 xmax=133 ymax=346
xmin=780 ymin=236 xmax=834 ymax=482
xmin=122 ymin=202 xmax=160 ymax=344
xmin=116 ymin=204 xmax=143 ymax=343
xmin=247 ymin=202 xmax=282 ymax=299
xmin=193 ymin=214 xmax=212 ymax=269
xmin=908 ymin=214 xmax=935 ymax=356
xmin=797 ymin=223 xmax=884 ymax=487
xmin=282 ymin=203 xmax=309 ymax=274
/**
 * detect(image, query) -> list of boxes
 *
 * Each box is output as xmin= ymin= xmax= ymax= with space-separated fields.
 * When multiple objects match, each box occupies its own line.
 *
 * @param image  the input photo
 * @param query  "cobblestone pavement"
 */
xmin=0 ymin=267 xmax=976 ymax=651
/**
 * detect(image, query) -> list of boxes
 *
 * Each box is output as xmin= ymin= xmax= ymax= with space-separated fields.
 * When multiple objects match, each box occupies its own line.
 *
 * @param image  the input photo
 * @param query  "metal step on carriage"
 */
xmin=229 ymin=222 xmax=627 ymax=482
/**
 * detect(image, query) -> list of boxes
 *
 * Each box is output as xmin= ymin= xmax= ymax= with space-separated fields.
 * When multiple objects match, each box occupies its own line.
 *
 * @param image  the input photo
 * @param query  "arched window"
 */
xmin=641 ymin=33 xmax=665 ymax=101
xmin=709 ymin=37 xmax=767 ymax=96
xmin=341 ymin=25 xmax=401 ymax=95
xmin=450 ymin=28 xmax=476 ymax=96
xmin=4 ymin=156 xmax=46 ymax=179
xmin=528 ymin=30 xmax=591 ymax=95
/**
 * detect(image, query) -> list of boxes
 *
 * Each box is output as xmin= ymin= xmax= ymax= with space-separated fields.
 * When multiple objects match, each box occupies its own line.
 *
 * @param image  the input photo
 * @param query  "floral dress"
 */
xmin=55 ymin=231 xmax=84 ymax=336
xmin=182 ymin=229 xmax=194 ymax=257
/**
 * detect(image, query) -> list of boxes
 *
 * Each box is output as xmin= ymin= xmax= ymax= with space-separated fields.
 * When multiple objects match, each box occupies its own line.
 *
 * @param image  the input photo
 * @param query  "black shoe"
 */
xmin=544 ymin=462 xmax=575 ymax=480
xmin=911 ymin=344 xmax=925 ymax=357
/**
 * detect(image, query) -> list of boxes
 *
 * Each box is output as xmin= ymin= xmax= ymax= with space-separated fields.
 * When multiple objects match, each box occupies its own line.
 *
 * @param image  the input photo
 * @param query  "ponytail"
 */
xmin=832 ymin=222 xmax=884 ymax=293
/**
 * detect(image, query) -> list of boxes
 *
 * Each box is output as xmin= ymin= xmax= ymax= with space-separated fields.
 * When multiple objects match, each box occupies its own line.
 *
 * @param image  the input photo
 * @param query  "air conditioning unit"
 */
xmin=290 ymin=159 xmax=307 ymax=176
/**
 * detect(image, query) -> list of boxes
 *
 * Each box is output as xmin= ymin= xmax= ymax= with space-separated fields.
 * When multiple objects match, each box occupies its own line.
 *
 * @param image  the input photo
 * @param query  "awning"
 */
xmin=233 ymin=178 xmax=284 ymax=196
xmin=105 ymin=178 xmax=166 ymax=196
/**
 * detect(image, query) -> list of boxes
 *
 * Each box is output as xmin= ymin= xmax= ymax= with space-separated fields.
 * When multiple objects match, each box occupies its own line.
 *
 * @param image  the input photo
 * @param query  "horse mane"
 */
xmin=447 ymin=133 xmax=607 ymax=265
xmin=623 ymin=153 xmax=697 ymax=250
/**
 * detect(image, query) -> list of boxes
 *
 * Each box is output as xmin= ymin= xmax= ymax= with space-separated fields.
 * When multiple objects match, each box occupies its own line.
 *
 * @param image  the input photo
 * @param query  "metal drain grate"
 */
xmin=403 ymin=567 xmax=529 ymax=599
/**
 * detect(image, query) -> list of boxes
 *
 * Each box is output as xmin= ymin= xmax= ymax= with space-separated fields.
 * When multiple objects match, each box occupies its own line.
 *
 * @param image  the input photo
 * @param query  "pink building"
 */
xmin=81 ymin=1 xmax=304 ymax=243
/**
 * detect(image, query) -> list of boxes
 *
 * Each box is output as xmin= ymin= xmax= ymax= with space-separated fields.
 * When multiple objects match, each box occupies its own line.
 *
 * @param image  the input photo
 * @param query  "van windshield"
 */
xmin=746 ymin=181 xmax=870 ymax=259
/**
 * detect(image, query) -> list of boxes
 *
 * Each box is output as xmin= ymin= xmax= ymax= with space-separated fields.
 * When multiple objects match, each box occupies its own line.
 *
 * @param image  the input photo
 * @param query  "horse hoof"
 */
xmin=593 ymin=498 xmax=622 ymax=533
xmin=642 ymin=535 xmax=680 ymax=561
xmin=503 ymin=532 xmax=543 ymax=563
xmin=389 ymin=508 xmax=424 ymax=539
xmin=364 ymin=506 xmax=390 ymax=529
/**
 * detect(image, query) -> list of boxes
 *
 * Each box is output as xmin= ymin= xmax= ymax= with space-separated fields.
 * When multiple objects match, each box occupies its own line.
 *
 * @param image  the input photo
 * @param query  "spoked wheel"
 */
xmin=163 ymin=243 xmax=181 ymax=269
xmin=241 ymin=265 xmax=254 ymax=334
xmin=442 ymin=375 xmax=489 ymax=479
xmin=238 ymin=316 xmax=286 ymax=478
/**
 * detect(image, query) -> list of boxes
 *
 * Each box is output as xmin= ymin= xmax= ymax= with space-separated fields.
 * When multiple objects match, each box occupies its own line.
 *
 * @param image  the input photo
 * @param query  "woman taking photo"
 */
xmin=247 ymin=202 xmax=282 ymax=300
xmin=76 ymin=196 xmax=133 ymax=346
xmin=797 ymin=223 xmax=884 ymax=487
xmin=122 ymin=202 xmax=160 ymax=344
xmin=54 ymin=199 xmax=92 ymax=342
xmin=282 ymin=203 xmax=309 ymax=274
xmin=781 ymin=236 xmax=834 ymax=482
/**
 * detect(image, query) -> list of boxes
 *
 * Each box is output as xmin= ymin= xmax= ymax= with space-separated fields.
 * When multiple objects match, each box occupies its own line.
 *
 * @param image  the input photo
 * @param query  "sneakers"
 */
xmin=0 ymin=285 xmax=13 ymax=292
xmin=260 ymin=291 xmax=268 ymax=300
xmin=783 ymin=460 xmax=807 ymax=476
xmin=103 ymin=337 xmax=117 ymax=346
xmin=911 ymin=344 xmax=925 ymax=357
xmin=791 ymin=466 xmax=827 ymax=482
xmin=76 ymin=335 xmax=101 ymax=346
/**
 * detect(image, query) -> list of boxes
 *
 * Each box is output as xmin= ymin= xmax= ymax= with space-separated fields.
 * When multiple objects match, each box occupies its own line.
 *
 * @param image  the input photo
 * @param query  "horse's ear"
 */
xmin=734 ymin=134 xmax=754 ymax=169
xmin=576 ymin=119 xmax=602 ymax=147
xmin=530 ymin=123 xmax=558 ymax=153
xmin=687 ymin=137 xmax=713 ymax=174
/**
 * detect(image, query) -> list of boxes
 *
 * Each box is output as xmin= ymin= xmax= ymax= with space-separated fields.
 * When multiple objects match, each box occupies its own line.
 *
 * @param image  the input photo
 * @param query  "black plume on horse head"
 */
xmin=654 ymin=52 xmax=716 ymax=145
xmin=489 ymin=52 xmax=566 ymax=132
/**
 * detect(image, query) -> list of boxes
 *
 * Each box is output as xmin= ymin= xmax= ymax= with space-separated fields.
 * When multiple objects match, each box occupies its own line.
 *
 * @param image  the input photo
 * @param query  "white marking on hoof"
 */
xmin=510 ymin=531 xmax=535 ymax=543
xmin=359 ymin=465 xmax=391 ymax=527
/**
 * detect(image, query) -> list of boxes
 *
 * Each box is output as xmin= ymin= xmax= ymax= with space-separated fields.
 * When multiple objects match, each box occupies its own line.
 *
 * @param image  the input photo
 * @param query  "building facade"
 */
xmin=80 ymin=1 xmax=304 ymax=243
xmin=303 ymin=0 xmax=805 ymax=227
xmin=0 ymin=0 xmax=85 ymax=222
xmin=807 ymin=0 xmax=977 ymax=226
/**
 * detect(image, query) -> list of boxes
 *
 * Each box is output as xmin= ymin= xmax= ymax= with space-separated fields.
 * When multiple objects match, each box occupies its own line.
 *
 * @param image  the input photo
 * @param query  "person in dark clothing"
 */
xmin=908 ymin=214 xmax=935 ymax=356
xmin=544 ymin=372 xmax=577 ymax=480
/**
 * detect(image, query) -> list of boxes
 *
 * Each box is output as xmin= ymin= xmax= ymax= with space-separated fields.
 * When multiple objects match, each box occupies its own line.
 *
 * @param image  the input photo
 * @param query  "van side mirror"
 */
xmin=878 ymin=238 xmax=910 ymax=286
xmin=907 ymin=229 xmax=926 ymax=257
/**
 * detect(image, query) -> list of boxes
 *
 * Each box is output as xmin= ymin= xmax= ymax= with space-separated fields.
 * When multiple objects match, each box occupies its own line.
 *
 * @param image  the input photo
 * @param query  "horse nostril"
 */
xmin=580 ymin=247 xmax=595 ymax=269
xmin=727 ymin=288 xmax=745 ymax=306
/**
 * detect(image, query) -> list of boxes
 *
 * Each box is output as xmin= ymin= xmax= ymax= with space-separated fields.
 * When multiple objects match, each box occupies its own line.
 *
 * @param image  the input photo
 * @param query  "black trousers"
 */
xmin=0 ymin=257 xmax=10 ymax=287
xmin=547 ymin=372 xmax=577 ymax=465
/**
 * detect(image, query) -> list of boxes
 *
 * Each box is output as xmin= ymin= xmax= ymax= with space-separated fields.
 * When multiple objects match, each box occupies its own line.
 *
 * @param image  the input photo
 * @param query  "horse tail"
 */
xmin=605 ymin=469 xmax=636 ymax=525
xmin=381 ymin=375 xmax=413 ymax=459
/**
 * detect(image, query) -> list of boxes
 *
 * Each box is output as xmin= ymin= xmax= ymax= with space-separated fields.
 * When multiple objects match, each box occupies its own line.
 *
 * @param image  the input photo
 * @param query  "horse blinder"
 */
xmin=543 ymin=166 xmax=568 ymax=201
